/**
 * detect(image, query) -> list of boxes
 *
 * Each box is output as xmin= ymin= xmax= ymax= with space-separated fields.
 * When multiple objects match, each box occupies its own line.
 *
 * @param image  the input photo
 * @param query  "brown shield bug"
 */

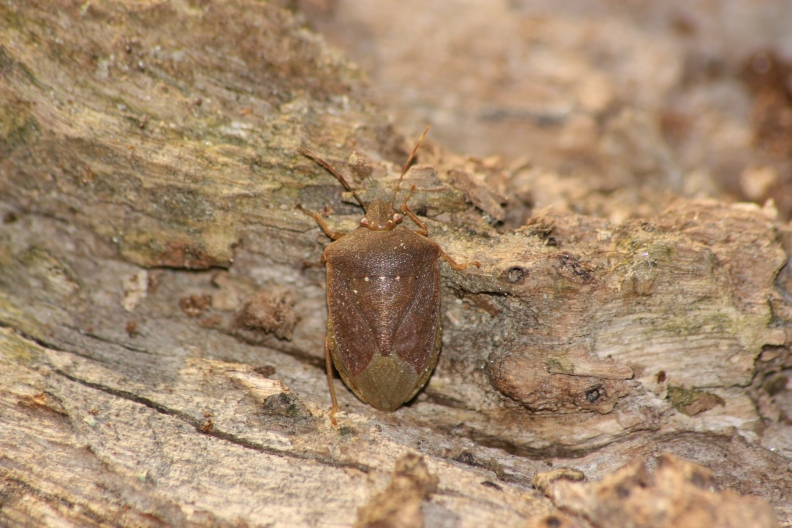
xmin=299 ymin=127 xmax=479 ymax=423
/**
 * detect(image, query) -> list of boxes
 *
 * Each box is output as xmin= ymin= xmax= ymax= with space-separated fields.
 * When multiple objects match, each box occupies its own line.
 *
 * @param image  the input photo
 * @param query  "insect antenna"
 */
xmin=299 ymin=147 xmax=367 ymax=210
xmin=389 ymin=125 xmax=430 ymax=210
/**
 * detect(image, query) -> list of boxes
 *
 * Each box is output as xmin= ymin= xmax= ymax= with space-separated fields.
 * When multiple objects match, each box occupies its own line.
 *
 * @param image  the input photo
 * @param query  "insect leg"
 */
xmin=400 ymin=185 xmax=429 ymax=237
xmin=296 ymin=204 xmax=346 ymax=241
xmin=440 ymin=250 xmax=481 ymax=271
xmin=325 ymin=338 xmax=339 ymax=426
xmin=299 ymin=147 xmax=367 ymax=210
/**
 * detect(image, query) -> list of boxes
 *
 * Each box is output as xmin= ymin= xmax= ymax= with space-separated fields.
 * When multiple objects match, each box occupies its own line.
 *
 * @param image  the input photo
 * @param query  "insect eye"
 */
xmin=393 ymin=214 xmax=403 ymax=224
xmin=360 ymin=217 xmax=369 ymax=226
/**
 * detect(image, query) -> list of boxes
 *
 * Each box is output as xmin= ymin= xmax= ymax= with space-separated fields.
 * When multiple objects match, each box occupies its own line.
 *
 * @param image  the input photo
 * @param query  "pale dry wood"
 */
xmin=1 ymin=1 xmax=790 ymax=527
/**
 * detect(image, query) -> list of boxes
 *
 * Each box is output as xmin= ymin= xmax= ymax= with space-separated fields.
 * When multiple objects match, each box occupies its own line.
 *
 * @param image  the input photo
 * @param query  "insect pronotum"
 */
xmin=299 ymin=127 xmax=479 ymax=423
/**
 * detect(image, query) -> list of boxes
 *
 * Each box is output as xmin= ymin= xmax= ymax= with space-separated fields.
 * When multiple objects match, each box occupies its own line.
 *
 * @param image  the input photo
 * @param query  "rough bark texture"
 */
xmin=1 ymin=1 xmax=791 ymax=527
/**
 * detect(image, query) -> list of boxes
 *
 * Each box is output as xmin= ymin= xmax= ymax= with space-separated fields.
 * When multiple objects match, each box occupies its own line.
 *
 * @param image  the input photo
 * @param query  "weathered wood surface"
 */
xmin=1 ymin=1 xmax=791 ymax=527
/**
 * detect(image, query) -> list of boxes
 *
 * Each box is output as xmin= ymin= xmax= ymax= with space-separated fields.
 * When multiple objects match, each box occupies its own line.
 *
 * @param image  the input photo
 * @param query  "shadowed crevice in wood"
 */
xmin=51 ymin=367 xmax=372 ymax=474
xmin=0 ymin=476 xmax=111 ymax=526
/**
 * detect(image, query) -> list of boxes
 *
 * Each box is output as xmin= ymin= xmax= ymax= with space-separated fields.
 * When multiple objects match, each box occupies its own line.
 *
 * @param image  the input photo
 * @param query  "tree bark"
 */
xmin=1 ymin=1 xmax=790 ymax=527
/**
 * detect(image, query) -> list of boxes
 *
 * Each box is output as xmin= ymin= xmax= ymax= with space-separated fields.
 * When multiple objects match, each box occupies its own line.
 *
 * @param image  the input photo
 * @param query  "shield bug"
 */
xmin=299 ymin=127 xmax=479 ymax=422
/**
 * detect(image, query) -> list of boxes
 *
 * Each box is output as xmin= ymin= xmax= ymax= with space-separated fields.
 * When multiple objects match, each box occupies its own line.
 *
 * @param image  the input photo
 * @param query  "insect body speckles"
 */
xmin=299 ymin=127 xmax=479 ymax=423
